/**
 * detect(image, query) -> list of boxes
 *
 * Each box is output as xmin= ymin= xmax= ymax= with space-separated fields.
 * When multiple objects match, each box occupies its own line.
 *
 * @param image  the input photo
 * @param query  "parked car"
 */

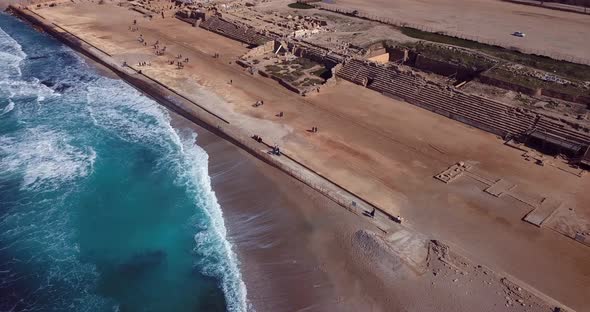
xmin=512 ymin=31 xmax=526 ymax=37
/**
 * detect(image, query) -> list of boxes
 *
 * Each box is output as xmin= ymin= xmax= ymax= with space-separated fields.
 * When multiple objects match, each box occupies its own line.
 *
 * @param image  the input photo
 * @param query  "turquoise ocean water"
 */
xmin=0 ymin=13 xmax=247 ymax=312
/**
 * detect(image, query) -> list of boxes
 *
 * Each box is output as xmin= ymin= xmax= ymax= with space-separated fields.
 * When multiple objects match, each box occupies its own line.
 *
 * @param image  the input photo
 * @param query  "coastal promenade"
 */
xmin=7 ymin=6 xmax=384 ymax=225
xmin=7 ymin=3 xmax=590 ymax=311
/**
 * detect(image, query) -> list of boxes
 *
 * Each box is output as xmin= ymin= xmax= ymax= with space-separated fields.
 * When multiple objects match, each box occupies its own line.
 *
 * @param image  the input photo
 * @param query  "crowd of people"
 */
xmin=127 ymin=15 xmax=323 ymax=162
xmin=130 ymin=21 xmax=195 ymax=71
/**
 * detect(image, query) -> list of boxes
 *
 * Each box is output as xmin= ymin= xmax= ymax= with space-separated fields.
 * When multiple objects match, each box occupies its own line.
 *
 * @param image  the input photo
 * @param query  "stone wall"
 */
xmin=258 ymin=70 xmax=302 ymax=94
xmin=368 ymin=53 xmax=389 ymax=64
xmin=541 ymin=88 xmax=590 ymax=106
xmin=534 ymin=0 xmax=590 ymax=6
xmin=15 ymin=4 xmax=388 ymax=221
xmin=291 ymin=46 xmax=340 ymax=69
xmin=478 ymin=73 xmax=590 ymax=106
xmin=337 ymin=59 xmax=590 ymax=158
xmin=199 ymin=16 xmax=271 ymax=46
xmin=414 ymin=54 xmax=476 ymax=80
xmin=241 ymin=40 xmax=276 ymax=59
xmin=365 ymin=41 xmax=388 ymax=58
xmin=479 ymin=74 xmax=542 ymax=96
xmin=384 ymin=45 xmax=588 ymax=106
xmin=387 ymin=47 xmax=410 ymax=63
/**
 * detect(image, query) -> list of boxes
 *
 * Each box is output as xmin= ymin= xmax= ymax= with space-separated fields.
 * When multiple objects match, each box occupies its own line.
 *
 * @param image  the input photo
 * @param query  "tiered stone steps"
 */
xmin=582 ymin=147 xmax=590 ymax=167
xmin=336 ymin=59 xmax=371 ymax=85
xmin=535 ymin=118 xmax=590 ymax=147
xmin=200 ymin=16 xmax=270 ymax=46
xmin=294 ymin=44 xmax=343 ymax=66
xmin=337 ymin=60 xmax=590 ymax=152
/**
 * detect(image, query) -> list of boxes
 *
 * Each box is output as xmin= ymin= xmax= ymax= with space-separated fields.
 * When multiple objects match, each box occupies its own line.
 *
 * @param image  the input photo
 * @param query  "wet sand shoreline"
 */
xmin=4 ymin=4 xmax=582 ymax=311
xmin=170 ymin=113 xmax=386 ymax=311
xmin=172 ymin=112 xmax=571 ymax=312
xmin=3 ymin=8 xmax=391 ymax=309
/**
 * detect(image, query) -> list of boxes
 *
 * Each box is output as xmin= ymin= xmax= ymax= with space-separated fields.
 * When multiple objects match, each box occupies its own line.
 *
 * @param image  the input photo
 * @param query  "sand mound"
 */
xmin=351 ymin=229 xmax=404 ymax=273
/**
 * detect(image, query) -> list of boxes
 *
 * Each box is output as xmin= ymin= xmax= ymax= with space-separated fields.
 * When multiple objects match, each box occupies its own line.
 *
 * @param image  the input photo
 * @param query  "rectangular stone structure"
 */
xmin=484 ymin=179 xmax=515 ymax=197
xmin=434 ymin=162 xmax=472 ymax=184
xmin=523 ymin=198 xmax=562 ymax=227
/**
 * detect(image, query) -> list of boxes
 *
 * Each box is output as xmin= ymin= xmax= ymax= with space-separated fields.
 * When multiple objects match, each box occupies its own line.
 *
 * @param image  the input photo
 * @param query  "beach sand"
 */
xmin=85 ymin=55 xmax=552 ymax=312
xmin=170 ymin=114 xmax=559 ymax=312
xmin=171 ymin=114 xmax=389 ymax=311
xmin=5 ymin=3 xmax=588 ymax=310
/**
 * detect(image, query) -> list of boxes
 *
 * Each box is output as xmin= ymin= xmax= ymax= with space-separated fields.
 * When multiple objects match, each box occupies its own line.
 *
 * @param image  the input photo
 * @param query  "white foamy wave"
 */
xmin=1 ymin=100 xmax=14 ymax=115
xmin=85 ymin=78 xmax=177 ymax=152
xmin=0 ymin=127 xmax=96 ymax=191
xmin=0 ymin=26 xmax=26 ymax=80
xmin=0 ymin=27 xmax=57 ymax=105
xmin=85 ymin=77 xmax=250 ymax=310
xmin=174 ymin=131 xmax=250 ymax=312
xmin=0 ymin=78 xmax=58 ymax=104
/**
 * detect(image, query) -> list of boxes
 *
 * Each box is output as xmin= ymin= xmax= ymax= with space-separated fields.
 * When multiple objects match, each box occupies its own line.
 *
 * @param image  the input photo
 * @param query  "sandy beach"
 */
xmin=81 ymin=48 xmax=566 ymax=312
xmin=4 ymin=1 xmax=590 ymax=310
xmin=172 ymin=111 xmax=561 ymax=312
xmin=171 ymin=114 xmax=387 ymax=311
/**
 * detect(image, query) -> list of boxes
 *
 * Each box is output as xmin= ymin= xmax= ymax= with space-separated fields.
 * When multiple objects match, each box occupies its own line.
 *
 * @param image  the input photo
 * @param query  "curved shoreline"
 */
xmin=5 ymin=5 xmax=385 ymax=233
xmin=0 ymin=18 xmax=243 ymax=310
xmin=5 ymin=5 xmax=580 ymax=312
xmin=0 ymin=9 xmax=388 ymax=310
xmin=171 ymin=114 xmax=392 ymax=311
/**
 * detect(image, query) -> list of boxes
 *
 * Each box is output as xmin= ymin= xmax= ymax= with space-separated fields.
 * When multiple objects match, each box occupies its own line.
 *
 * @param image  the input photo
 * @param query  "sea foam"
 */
xmin=178 ymin=130 xmax=250 ymax=312
xmin=85 ymin=78 xmax=250 ymax=312
xmin=0 ymin=15 xmax=249 ymax=312
xmin=0 ymin=27 xmax=26 ymax=80
xmin=0 ymin=99 xmax=14 ymax=115
xmin=0 ymin=127 xmax=96 ymax=191
xmin=0 ymin=21 xmax=111 ymax=312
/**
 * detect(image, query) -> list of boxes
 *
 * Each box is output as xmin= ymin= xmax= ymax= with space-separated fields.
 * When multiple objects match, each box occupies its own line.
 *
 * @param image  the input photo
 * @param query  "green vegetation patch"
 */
xmin=275 ymin=72 xmax=299 ymax=82
xmin=293 ymin=70 xmax=304 ymax=77
xmin=291 ymin=57 xmax=318 ymax=69
xmin=484 ymin=68 xmax=589 ymax=97
xmin=311 ymin=67 xmax=330 ymax=79
xmin=301 ymin=77 xmax=324 ymax=86
xmin=265 ymin=57 xmax=329 ymax=87
xmin=400 ymin=27 xmax=590 ymax=82
xmin=287 ymin=2 xmax=314 ymax=9
xmin=484 ymin=68 xmax=543 ymax=90
xmin=265 ymin=64 xmax=283 ymax=73
xmin=395 ymin=41 xmax=495 ymax=70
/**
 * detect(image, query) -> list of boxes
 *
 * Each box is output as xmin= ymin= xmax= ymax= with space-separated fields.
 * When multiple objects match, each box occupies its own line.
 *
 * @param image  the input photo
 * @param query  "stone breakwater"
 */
xmin=6 ymin=5 xmax=387 ymax=226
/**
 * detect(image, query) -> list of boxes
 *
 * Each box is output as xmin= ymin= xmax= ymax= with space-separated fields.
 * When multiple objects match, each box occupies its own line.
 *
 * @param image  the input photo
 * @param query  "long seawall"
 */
xmin=5 ymin=5 xmax=385 ymax=224
xmin=5 ymin=6 xmax=580 ymax=312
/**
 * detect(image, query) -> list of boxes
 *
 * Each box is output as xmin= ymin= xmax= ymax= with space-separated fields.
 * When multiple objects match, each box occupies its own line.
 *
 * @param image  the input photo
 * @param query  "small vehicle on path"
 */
xmin=512 ymin=31 xmax=526 ymax=37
